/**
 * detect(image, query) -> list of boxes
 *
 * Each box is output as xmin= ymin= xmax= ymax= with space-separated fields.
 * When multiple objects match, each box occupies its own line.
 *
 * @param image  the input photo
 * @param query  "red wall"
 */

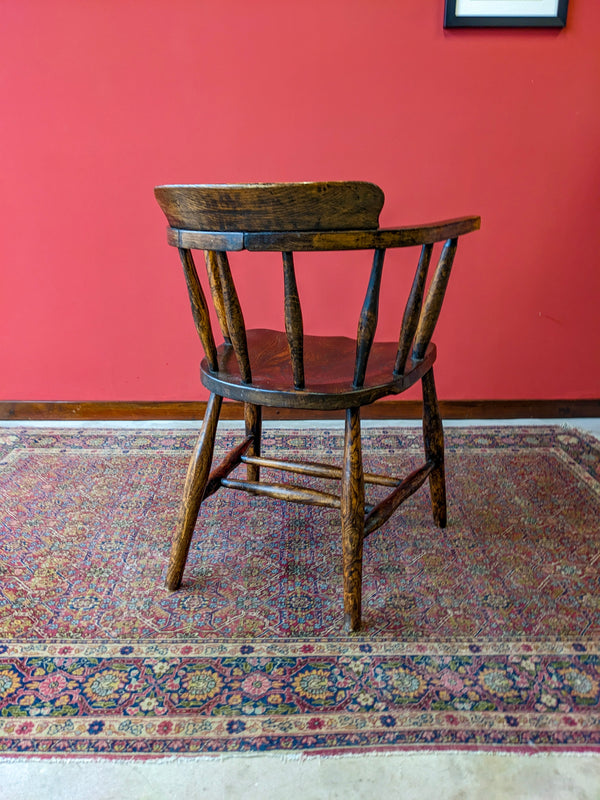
xmin=2 ymin=1 xmax=599 ymax=402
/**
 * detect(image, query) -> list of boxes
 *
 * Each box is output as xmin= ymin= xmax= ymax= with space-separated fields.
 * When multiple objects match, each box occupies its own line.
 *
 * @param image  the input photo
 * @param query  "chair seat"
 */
xmin=201 ymin=328 xmax=437 ymax=409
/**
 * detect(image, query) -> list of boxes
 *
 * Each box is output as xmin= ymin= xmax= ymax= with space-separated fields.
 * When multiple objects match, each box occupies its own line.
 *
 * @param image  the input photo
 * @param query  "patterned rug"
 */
xmin=0 ymin=425 xmax=599 ymax=756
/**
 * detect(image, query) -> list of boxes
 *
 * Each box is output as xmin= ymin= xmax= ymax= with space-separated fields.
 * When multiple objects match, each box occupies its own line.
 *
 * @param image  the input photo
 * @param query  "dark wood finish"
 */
xmin=282 ymin=251 xmax=305 ymax=390
xmin=165 ymin=392 xmax=222 ymax=591
xmin=155 ymin=182 xmax=385 ymax=232
xmin=213 ymin=250 xmax=252 ymax=384
xmin=413 ymin=238 xmax=458 ymax=361
xmin=395 ymin=243 xmax=432 ymax=375
xmin=243 ymin=219 xmax=480 ymax=251
xmin=3 ymin=399 xmax=598 ymax=421
xmin=202 ymin=435 xmax=254 ymax=501
xmin=205 ymin=250 xmax=231 ymax=344
xmin=221 ymin=478 xmax=342 ymax=509
xmin=422 ymin=368 xmax=447 ymax=527
xmin=354 ymin=249 xmax=385 ymax=388
xmin=244 ymin=402 xmax=262 ymax=482
xmin=178 ymin=248 xmax=218 ymax=372
xmin=240 ymin=455 xmax=399 ymax=487
xmin=167 ymin=217 xmax=480 ymax=253
xmin=167 ymin=228 xmax=244 ymax=251
xmin=364 ymin=461 xmax=435 ymax=538
xmin=153 ymin=182 xmax=481 ymax=630
xmin=201 ymin=329 xmax=436 ymax=410
xmin=341 ymin=407 xmax=365 ymax=632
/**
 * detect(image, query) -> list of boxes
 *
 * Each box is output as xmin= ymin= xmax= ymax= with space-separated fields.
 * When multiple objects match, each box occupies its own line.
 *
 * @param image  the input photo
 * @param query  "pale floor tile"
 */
xmin=2 ymin=418 xmax=598 ymax=439
xmin=2 ymin=752 xmax=600 ymax=800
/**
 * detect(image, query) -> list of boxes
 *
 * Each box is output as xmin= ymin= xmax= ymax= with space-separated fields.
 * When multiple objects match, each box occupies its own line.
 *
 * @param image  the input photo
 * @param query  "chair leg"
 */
xmin=244 ymin=402 xmax=262 ymax=482
xmin=341 ymin=407 xmax=365 ymax=632
xmin=166 ymin=392 xmax=223 ymax=590
xmin=422 ymin=368 xmax=447 ymax=528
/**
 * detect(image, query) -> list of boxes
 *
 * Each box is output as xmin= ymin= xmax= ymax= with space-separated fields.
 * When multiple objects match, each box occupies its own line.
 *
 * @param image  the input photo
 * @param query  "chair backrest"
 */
xmin=154 ymin=182 xmax=480 ymax=391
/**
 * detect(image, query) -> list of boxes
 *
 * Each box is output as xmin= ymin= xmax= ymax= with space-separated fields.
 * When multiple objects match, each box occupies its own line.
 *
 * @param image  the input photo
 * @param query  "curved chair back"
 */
xmin=154 ymin=182 xmax=480 ymax=396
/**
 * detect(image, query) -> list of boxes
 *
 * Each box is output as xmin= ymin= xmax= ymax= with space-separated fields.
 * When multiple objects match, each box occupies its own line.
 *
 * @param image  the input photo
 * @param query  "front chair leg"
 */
xmin=244 ymin=403 xmax=262 ymax=482
xmin=341 ymin=407 xmax=365 ymax=632
xmin=166 ymin=392 xmax=223 ymax=590
xmin=422 ymin=368 xmax=447 ymax=528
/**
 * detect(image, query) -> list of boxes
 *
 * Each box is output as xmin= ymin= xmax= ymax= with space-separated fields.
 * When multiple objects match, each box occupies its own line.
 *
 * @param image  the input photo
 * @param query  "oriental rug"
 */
xmin=0 ymin=425 xmax=599 ymax=756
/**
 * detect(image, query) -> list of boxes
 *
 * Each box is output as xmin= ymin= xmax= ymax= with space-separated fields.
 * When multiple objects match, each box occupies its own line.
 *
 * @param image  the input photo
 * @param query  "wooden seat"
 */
xmin=154 ymin=182 xmax=480 ymax=631
xmin=202 ymin=329 xmax=437 ymax=408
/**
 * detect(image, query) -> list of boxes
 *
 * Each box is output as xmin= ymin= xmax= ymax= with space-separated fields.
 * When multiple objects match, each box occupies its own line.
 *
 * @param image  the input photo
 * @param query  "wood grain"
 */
xmin=155 ymin=182 xmax=385 ymax=232
xmin=354 ymin=248 xmax=385 ymax=389
xmin=244 ymin=218 xmax=480 ymax=251
xmin=364 ymin=461 xmax=435 ymax=538
xmin=341 ymin=407 xmax=365 ymax=632
xmin=165 ymin=392 xmax=222 ymax=590
xmin=395 ymin=243 xmax=433 ymax=375
xmin=240 ymin=455 xmax=400 ymax=486
xmin=205 ymin=250 xmax=231 ymax=344
xmin=413 ymin=238 xmax=458 ymax=361
xmin=244 ymin=402 xmax=262 ymax=482
xmin=202 ymin=434 xmax=254 ymax=500
xmin=422 ymin=367 xmax=447 ymax=527
xmin=202 ymin=329 xmax=436 ymax=410
xmin=282 ymin=251 xmax=305 ymax=390
xmin=220 ymin=478 xmax=341 ymax=509
xmin=214 ymin=250 xmax=252 ymax=384
xmin=167 ymin=228 xmax=244 ymax=251
xmin=178 ymin=248 xmax=218 ymax=372
xmin=153 ymin=181 xmax=482 ymax=629
xmin=3 ymin=399 xmax=597 ymax=421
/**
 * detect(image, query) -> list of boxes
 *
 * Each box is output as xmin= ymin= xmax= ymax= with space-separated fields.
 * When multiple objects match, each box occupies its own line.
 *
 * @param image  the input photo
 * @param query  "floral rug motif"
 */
xmin=0 ymin=425 xmax=599 ymax=754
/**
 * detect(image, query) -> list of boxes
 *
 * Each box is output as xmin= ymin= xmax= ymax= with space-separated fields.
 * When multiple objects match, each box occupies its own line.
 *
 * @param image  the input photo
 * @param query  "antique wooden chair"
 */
xmin=154 ymin=182 xmax=480 ymax=631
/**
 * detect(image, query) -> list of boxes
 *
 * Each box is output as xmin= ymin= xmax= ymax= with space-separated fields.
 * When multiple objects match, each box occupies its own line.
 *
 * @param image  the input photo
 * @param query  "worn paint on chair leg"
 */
xmin=341 ymin=407 xmax=365 ymax=632
xmin=166 ymin=393 xmax=223 ymax=590
xmin=244 ymin=403 xmax=262 ymax=482
xmin=422 ymin=368 xmax=447 ymax=528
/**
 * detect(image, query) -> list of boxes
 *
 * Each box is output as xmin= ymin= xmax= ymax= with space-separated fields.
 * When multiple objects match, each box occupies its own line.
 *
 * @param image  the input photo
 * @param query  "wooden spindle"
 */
xmin=394 ymin=243 xmax=433 ymax=375
xmin=204 ymin=250 xmax=231 ymax=344
xmin=220 ymin=478 xmax=341 ymax=509
xmin=282 ymin=251 xmax=305 ymax=390
xmin=240 ymin=454 xmax=400 ymax=486
xmin=354 ymin=248 xmax=385 ymax=388
xmin=364 ymin=460 xmax=435 ymax=538
xmin=214 ymin=250 xmax=252 ymax=384
xmin=178 ymin=248 xmax=218 ymax=372
xmin=412 ymin=238 xmax=458 ymax=361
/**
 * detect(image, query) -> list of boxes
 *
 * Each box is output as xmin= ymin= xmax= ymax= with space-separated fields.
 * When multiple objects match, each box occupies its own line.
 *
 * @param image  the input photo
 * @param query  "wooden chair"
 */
xmin=154 ymin=182 xmax=480 ymax=631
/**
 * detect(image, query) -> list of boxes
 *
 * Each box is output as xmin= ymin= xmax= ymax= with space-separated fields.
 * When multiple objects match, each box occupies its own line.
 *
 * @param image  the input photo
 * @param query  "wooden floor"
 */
xmin=1 ymin=399 xmax=599 ymax=422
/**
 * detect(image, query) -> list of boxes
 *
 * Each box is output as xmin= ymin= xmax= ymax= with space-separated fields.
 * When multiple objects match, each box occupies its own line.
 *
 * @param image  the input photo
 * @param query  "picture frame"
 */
xmin=444 ymin=0 xmax=569 ymax=28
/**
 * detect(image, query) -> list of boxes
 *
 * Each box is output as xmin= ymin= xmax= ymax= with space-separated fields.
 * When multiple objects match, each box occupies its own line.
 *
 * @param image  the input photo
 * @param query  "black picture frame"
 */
xmin=444 ymin=0 xmax=568 ymax=28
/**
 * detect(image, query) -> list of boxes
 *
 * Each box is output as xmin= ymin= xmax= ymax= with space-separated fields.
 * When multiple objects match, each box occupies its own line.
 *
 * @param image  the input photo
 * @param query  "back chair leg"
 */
xmin=341 ymin=407 xmax=365 ymax=632
xmin=422 ymin=368 xmax=447 ymax=528
xmin=166 ymin=392 xmax=223 ymax=590
xmin=244 ymin=403 xmax=262 ymax=482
